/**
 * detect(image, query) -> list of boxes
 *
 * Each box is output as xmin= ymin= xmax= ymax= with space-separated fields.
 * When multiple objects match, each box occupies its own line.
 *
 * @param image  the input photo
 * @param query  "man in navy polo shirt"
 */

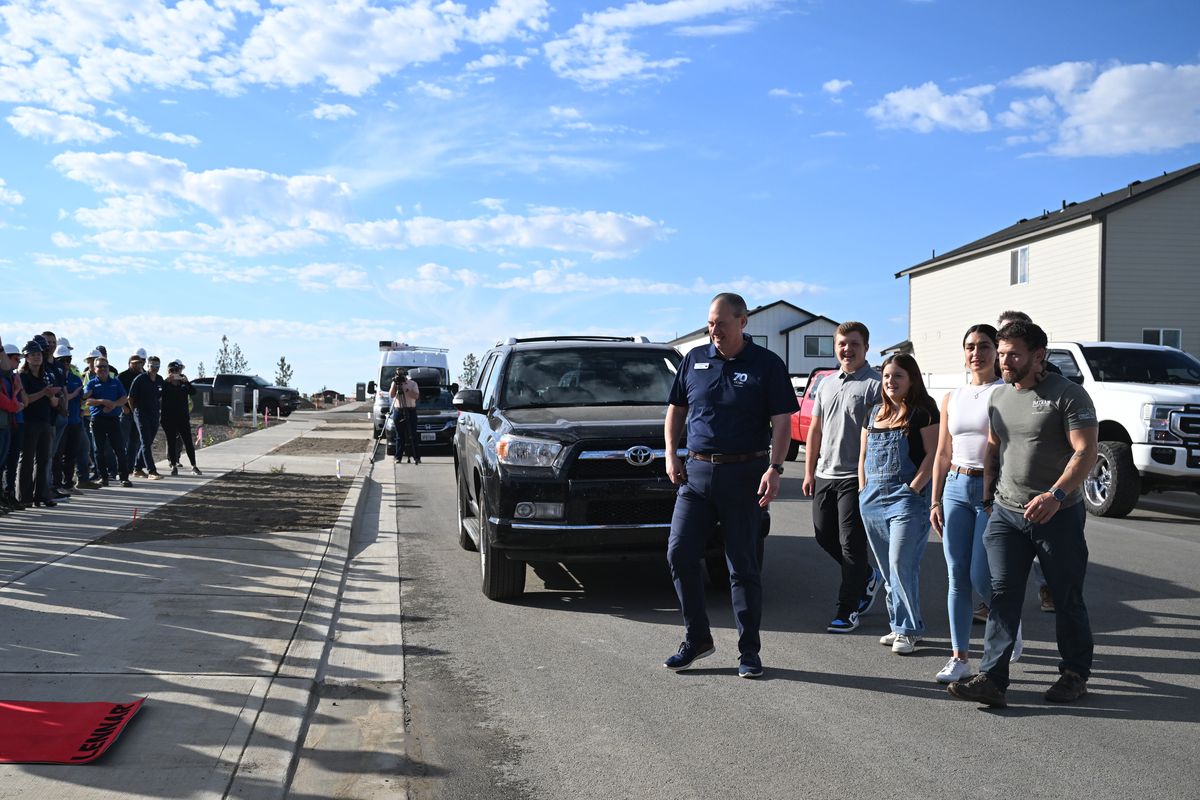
xmin=662 ymin=293 xmax=798 ymax=678
xmin=83 ymin=358 xmax=132 ymax=488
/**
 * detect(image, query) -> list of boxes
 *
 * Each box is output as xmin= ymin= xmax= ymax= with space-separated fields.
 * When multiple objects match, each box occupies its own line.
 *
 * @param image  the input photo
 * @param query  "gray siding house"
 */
xmin=897 ymin=162 xmax=1200 ymax=375
xmin=670 ymin=300 xmax=839 ymax=376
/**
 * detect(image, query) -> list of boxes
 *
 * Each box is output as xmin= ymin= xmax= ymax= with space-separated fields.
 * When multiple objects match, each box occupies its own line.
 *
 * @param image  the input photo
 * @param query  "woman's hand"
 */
xmin=930 ymin=504 xmax=944 ymax=537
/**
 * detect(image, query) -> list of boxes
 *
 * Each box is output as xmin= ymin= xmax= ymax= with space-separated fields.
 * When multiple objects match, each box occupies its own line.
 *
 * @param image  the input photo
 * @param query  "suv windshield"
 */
xmin=417 ymin=386 xmax=455 ymax=410
xmin=501 ymin=347 xmax=681 ymax=408
xmin=1081 ymin=346 xmax=1200 ymax=385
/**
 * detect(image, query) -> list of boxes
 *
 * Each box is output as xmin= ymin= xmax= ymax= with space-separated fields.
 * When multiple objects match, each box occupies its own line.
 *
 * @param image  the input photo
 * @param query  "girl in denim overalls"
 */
xmin=857 ymin=354 xmax=940 ymax=654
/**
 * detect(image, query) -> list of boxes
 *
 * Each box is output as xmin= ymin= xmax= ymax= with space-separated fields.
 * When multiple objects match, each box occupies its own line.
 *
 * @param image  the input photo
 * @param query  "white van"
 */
xmin=369 ymin=341 xmax=450 ymax=437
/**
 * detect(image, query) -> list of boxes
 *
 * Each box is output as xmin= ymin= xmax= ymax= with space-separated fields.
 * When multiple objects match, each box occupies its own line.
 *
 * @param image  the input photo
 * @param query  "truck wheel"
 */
xmin=1084 ymin=441 xmax=1140 ymax=518
xmin=480 ymin=520 xmax=525 ymax=600
xmin=279 ymin=408 xmax=293 ymax=417
xmin=785 ymin=439 xmax=800 ymax=461
xmin=456 ymin=469 xmax=477 ymax=551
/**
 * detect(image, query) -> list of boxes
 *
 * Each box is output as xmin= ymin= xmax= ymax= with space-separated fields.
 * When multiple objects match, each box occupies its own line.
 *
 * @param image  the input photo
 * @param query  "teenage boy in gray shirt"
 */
xmin=803 ymin=321 xmax=883 ymax=633
xmin=948 ymin=320 xmax=1098 ymax=708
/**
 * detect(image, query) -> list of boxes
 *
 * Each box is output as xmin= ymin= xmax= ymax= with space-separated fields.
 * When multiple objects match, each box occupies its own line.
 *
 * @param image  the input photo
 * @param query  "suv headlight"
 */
xmin=496 ymin=434 xmax=563 ymax=467
xmin=1142 ymin=404 xmax=1184 ymax=443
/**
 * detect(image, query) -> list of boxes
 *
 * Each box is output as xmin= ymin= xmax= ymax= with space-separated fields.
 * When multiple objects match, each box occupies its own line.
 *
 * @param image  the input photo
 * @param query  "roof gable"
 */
xmin=897 ymin=160 xmax=1200 ymax=278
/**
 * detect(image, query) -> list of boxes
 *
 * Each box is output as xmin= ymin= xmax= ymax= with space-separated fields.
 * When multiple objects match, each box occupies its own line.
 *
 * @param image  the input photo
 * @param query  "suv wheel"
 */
xmin=455 ymin=468 xmax=477 ymax=552
xmin=480 ymin=519 xmax=526 ymax=601
xmin=1083 ymin=440 xmax=1140 ymax=518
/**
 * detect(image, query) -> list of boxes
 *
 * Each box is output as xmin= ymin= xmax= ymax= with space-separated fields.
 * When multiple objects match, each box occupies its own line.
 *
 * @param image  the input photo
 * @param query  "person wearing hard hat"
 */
xmin=52 ymin=344 xmax=86 ymax=492
xmin=1 ymin=343 xmax=24 ymax=509
xmin=118 ymin=350 xmax=146 ymax=477
xmin=0 ymin=339 xmax=23 ymax=513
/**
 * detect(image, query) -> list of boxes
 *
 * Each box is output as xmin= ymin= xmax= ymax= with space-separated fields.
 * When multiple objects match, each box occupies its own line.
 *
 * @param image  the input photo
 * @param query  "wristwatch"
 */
xmin=770 ymin=463 xmax=784 ymax=475
xmin=1048 ymin=487 xmax=1067 ymax=502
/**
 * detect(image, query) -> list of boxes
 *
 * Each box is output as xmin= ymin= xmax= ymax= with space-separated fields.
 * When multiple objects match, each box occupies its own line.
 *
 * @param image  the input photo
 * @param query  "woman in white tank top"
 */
xmin=928 ymin=325 xmax=1021 ymax=683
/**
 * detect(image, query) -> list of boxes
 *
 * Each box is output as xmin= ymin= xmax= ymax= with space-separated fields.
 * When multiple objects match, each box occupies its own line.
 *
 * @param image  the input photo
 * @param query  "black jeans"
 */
xmin=813 ymin=476 xmax=873 ymax=615
xmin=162 ymin=416 xmax=196 ymax=467
xmin=19 ymin=421 xmax=53 ymax=502
xmin=92 ymin=416 xmax=129 ymax=482
xmin=981 ymin=503 xmax=1094 ymax=691
xmin=393 ymin=408 xmax=421 ymax=463
xmin=55 ymin=423 xmax=81 ymax=486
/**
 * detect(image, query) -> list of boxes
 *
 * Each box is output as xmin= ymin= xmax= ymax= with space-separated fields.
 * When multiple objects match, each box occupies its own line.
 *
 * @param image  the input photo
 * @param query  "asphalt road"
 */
xmin=394 ymin=455 xmax=1200 ymax=800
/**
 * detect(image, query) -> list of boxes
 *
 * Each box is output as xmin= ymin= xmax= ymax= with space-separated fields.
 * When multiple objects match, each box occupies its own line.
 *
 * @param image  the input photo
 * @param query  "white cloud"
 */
xmin=312 ymin=103 xmax=357 ymax=121
xmin=768 ymin=88 xmax=802 ymax=98
xmin=410 ymin=81 xmax=456 ymax=100
xmin=345 ymin=209 xmax=669 ymax=259
xmin=496 ymin=261 xmax=523 ymax=270
xmin=477 ymin=197 xmax=507 ymax=211
xmin=464 ymin=52 xmax=531 ymax=71
xmin=868 ymin=81 xmax=993 ymax=133
xmin=0 ymin=178 xmax=23 ymax=206
xmin=293 ymin=262 xmax=371 ymax=291
xmin=822 ymin=78 xmax=852 ymax=95
xmin=673 ymin=19 xmax=754 ymax=36
xmin=7 ymin=106 xmax=117 ymax=143
xmin=104 ymin=109 xmax=200 ymax=146
xmin=811 ymin=130 xmax=846 ymax=138
xmin=485 ymin=264 xmax=823 ymax=299
xmin=33 ymin=252 xmax=157 ymax=279
xmin=997 ymin=96 xmax=1057 ymax=129
xmin=1007 ymin=61 xmax=1096 ymax=101
xmin=550 ymin=105 xmax=583 ymax=120
xmin=545 ymin=0 xmax=774 ymax=86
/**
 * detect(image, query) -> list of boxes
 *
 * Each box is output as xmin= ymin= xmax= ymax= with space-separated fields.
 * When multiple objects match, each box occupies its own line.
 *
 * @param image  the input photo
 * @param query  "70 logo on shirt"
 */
xmin=732 ymin=372 xmax=748 ymax=386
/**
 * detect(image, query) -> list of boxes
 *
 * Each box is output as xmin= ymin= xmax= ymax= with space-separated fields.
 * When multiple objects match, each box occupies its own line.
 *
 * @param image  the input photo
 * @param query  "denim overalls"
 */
xmin=859 ymin=406 xmax=930 ymax=637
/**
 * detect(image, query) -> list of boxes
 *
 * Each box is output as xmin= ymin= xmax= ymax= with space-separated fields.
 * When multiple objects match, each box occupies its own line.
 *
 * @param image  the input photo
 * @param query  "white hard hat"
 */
xmin=58 ymin=336 xmax=74 ymax=350
xmin=86 ymin=349 xmax=103 ymax=359
xmin=133 ymin=347 xmax=148 ymax=360
xmin=54 ymin=344 xmax=72 ymax=358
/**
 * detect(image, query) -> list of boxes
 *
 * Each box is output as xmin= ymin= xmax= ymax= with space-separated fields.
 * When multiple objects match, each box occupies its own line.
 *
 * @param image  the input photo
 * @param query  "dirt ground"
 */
xmin=101 ymin=472 xmax=351 ymax=545
xmin=268 ymin=437 xmax=371 ymax=456
xmin=134 ymin=417 xmax=283 ymax=465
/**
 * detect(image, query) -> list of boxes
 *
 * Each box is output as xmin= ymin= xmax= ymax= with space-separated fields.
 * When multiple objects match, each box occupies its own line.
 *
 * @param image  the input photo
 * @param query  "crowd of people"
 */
xmin=0 ymin=331 xmax=203 ymax=512
xmin=665 ymin=294 xmax=1097 ymax=707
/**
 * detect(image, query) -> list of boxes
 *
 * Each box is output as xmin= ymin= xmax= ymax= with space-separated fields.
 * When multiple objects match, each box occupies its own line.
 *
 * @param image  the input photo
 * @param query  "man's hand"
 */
xmin=802 ymin=475 xmax=814 ymax=497
xmin=1023 ymin=493 xmax=1061 ymax=524
xmin=665 ymin=452 xmax=686 ymax=486
xmin=758 ymin=468 xmax=780 ymax=508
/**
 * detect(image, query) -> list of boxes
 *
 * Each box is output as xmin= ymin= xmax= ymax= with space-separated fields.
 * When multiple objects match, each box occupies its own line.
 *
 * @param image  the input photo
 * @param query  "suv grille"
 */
xmin=571 ymin=457 xmax=664 ymax=480
xmin=584 ymin=498 xmax=677 ymax=525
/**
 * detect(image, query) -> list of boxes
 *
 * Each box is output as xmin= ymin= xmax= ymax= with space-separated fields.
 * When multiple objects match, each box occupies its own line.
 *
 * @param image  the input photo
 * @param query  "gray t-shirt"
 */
xmin=812 ymin=364 xmax=882 ymax=480
xmin=988 ymin=373 xmax=1097 ymax=512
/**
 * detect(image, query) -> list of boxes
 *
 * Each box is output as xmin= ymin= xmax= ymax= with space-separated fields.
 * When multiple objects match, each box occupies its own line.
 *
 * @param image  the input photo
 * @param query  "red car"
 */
xmin=786 ymin=367 xmax=838 ymax=460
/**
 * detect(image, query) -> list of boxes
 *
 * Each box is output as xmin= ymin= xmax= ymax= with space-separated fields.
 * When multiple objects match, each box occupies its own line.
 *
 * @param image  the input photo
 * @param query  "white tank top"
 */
xmin=947 ymin=381 xmax=1003 ymax=469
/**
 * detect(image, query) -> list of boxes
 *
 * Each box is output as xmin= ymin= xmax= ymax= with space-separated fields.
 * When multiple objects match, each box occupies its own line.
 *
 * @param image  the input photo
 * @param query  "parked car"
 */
xmin=1045 ymin=341 xmax=1200 ymax=517
xmin=786 ymin=366 xmax=838 ymax=461
xmin=192 ymin=374 xmax=300 ymax=416
xmin=452 ymin=335 xmax=768 ymax=600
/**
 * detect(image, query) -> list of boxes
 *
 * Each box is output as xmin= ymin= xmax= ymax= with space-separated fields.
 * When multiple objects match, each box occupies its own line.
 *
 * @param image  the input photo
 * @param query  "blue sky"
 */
xmin=2 ymin=0 xmax=1198 ymax=392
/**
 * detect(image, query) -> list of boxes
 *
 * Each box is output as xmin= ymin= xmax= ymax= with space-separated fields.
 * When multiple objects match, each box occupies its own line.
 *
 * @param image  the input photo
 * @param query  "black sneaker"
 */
xmin=1044 ymin=670 xmax=1087 ymax=703
xmin=948 ymin=673 xmax=1007 ymax=708
xmin=827 ymin=611 xmax=860 ymax=633
xmin=100 ymin=478 xmax=110 ymax=487
xmin=738 ymin=653 xmax=763 ymax=679
xmin=170 ymin=465 xmax=179 ymax=477
xmin=855 ymin=568 xmax=883 ymax=615
xmin=663 ymin=640 xmax=715 ymax=671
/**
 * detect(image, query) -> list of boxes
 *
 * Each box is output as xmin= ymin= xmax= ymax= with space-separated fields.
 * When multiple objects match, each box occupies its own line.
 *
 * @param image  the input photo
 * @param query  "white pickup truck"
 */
xmin=1045 ymin=341 xmax=1200 ymax=517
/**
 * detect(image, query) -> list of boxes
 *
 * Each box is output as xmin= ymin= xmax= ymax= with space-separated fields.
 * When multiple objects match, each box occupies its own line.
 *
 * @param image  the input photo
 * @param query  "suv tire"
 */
xmin=480 ymin=517 xmax=526 ymax=600
xmin=1084 ymin=440 xmax=1140 ymax=518
xmin=455 ymin=468 xmax=477 ymax=552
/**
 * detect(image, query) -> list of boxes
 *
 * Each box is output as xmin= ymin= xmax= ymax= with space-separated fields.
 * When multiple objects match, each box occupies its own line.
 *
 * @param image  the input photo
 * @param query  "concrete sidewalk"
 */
xmin=0 ymin=404 xmax=381 ymax=799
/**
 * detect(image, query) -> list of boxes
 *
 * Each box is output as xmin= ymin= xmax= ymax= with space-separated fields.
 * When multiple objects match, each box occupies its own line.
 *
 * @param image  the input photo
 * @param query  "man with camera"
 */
xmin=389 ymin=370 xmax=421 ymax=465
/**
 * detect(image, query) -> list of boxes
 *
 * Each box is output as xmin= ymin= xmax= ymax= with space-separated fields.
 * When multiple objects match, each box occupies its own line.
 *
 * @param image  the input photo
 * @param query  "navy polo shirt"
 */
xmin=84 ymin=376 xmax=127 ymax=418
xmin=65 ymin=371 xmax=84 ymax=424
xmin=668 ymin=335 xmax=798 ymax=454
xmin=19 ymin=370 xmax=54 ymax=425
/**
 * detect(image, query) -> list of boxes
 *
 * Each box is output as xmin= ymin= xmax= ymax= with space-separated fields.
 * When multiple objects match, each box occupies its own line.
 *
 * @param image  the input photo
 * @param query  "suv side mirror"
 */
xmin=367 ymin=381 xmax=376 ymax=394
xmin=454 ymin=388 xmax=484 ymax=413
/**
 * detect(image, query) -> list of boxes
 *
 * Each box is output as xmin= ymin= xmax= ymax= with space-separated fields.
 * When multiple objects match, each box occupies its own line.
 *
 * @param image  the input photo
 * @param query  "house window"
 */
xmin=1010 ymin=247 xmax=1029 ymax=285
xmin=804 ymin=335 xmax=834 ymax=358
xmin=751 ymin=335 xmax=768 ymax=349
xmin=1143 ymin=328 xmax=1182 ymax=349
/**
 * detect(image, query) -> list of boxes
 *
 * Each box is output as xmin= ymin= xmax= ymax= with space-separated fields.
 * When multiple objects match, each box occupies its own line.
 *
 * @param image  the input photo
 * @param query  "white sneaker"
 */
xmin=936 ymin=657 xmax=973 ymax=684
xmin=1010 ymin=622 xmax=1024 ymax=663
xmin=880 ymin=631 xmax=923 ymax=647
xmin=891 ymin=634 xmax=919 ymax=655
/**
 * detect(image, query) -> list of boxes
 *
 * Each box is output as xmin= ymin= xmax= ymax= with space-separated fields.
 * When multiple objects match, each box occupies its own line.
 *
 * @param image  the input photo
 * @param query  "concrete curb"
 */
xmin=224 ymin=438 xmax=381 ymax=799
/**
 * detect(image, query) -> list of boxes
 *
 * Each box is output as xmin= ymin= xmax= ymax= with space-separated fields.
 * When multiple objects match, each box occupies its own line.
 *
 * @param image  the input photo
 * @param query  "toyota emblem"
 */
xmin=624 ymin=445 xmax=654 ymax=466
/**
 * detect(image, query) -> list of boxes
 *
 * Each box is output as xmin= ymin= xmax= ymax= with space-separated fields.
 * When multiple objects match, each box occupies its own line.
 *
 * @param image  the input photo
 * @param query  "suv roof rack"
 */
xmin=496 ymin=335 xmax=652 ymax=346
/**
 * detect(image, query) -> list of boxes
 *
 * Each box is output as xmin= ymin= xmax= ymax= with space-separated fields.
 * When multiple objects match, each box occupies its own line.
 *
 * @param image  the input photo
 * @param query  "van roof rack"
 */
xmin=496 ymin=335 xmax=652 ymax=346
xmin=379 ymin=340 xmax=449 ymax=353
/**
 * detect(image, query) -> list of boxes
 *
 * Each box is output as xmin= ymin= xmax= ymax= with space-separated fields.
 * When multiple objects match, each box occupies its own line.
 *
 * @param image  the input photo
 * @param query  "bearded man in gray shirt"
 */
xmin=949 ymin=320 xmax=1098 ymax=708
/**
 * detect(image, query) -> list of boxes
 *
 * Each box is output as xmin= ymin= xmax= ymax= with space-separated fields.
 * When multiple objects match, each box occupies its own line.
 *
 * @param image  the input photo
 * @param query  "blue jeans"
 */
xmin=667 ymin=456 xmax=764 ymax=656
xmin=981 ymin=503 xmax=1093 ymax=691
xmin=942 ymin=471 xmax=992 ymax=653
xmin=122 ymin=413 xmax=141 ymax=471
xmin=134 ymin=411 xmax=160 ymax=473
xmin=860 ymin=427 xmax=929 ymax=636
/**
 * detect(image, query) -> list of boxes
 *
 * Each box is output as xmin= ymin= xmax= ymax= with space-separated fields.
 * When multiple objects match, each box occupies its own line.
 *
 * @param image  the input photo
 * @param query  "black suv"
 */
xmin=453 ymin=336 xmax=692 ymax=600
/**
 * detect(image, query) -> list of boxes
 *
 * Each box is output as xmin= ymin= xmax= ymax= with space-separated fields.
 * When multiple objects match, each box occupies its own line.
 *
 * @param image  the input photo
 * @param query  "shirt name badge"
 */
xmin=694 ymin=362 xmax=710 ymax=370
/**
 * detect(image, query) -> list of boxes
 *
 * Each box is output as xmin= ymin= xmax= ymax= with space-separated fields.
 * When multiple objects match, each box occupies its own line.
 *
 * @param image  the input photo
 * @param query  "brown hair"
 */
xmin=875 ymin=353 xmax=936 ymax=430
xmin=836 ymin=320 xmax=870 ymax=345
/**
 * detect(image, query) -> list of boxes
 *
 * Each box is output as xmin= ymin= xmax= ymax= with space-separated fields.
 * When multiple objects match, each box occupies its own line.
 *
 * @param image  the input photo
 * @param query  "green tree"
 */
xmin=458 ymin=352 xmax=480 ymax=386
xmin=197 ymin=361 xmax=207 ymax=378
xmin=215 ymin=335 xmax=250 ymax=374
xmin=275 ymin=356 xmax=294 ymax=387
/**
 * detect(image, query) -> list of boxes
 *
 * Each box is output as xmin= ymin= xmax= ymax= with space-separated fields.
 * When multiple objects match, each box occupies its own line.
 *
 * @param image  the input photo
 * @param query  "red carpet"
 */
xmin=0 ymin=699 xmax=145 ymax=764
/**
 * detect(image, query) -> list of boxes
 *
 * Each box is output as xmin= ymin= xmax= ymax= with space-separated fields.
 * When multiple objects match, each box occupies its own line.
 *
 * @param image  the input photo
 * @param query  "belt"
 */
xmin=688 ymin=450 xmax=769 ymax=464
xmin=951 ymin=464 xmax=985 ymax=477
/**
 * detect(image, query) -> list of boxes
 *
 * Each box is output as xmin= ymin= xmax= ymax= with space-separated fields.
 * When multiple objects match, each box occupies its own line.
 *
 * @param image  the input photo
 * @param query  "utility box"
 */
xmin=202 ymin=405 xmax=231 ymax=426
xmin=231 ymin=384 xmax=246 ymax=419
xmin=356 ymin=382 xmax=366 ymax=402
